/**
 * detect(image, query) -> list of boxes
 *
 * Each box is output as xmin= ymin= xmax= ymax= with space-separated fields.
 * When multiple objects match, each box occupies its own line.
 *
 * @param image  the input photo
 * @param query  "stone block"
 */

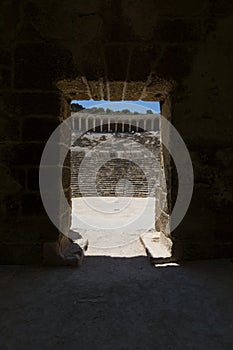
xmin=157 ymin=45 xmax=195 ymax=80
xmin=128 ymin=45 xmax=160 ymax=81
xmin=104 ymin=44 xmax=130 ymax=81
xmin=209 ymin=0 xmax=233 ymax=16
xmin=124 ymin=81 xmax=145 ymax=100
xmin=156 ymin=0 xmax=206 ymax=17
xmin=104 ymin=11 xmax=134 ymax=42
xmin=0 ymin=165 xmax=22 ymax=195
xmin=21 ymin=193 xmax=45 ymax=216
xmin=22 ymin=117 xmax=59 ymax=141
xmin=27 ymin=167 xmax=39 ymax=191
xmin=0 ymin=68 xmax=11 ymax=88
xmin=4 ymin=194 xmax=21 ymax=219
xmin=77 ymin=45 xmax=105 ymax=80
xmin=88 ymin=81 xmax=103 ymax=100
xmin=0 ymin=217 xmax=59 ymax=243
xmin=11 ymin=167 xmax=26 ymax=191
xmin=122 ymin=0 xmax=159 ymax=40
xmin=178 ymin=239 xmax=231 ymax=260
xmin=4 ymin=93 xmax=60 ymax=116
xmin=0 ymin=243 xmax=42 ymax=264
xmin=0 ymin=143 xmax=45 ymax=167
xmin=56 ymin=78 xmax=89 ymax=98
xmin=122 ymin=0 xmax=206 ymax=19
xmin=108 ymin=81 xmax=124 ymax=101
xmin=14 ymin=43 xmax=76 ymax=89
xmin=43 ymin=239 xmax=83 ymax=267
xmin=0 ymin=115 xmax=20 ymax=142
xmin=0 ymin=47 xmax=11 ymax=65
xmin=213 ymin=242 xmax=233 ymax=259
xmin=0 ymin=0 xmax=20 ymax=45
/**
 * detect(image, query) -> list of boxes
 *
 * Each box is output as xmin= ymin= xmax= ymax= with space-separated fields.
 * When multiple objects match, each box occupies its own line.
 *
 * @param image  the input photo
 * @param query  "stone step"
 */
xmin=140 ymin=232 xmax=172 ymax=263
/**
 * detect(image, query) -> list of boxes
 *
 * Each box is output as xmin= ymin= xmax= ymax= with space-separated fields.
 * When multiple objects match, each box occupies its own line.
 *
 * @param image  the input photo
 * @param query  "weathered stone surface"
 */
xmin=0 ymin=0 xmax=232 ymax=263
xmin=14 ymin=44 xmax=76 ymax=89
xmin=43 ymin=238 xmax=83 ymax=266
xmin=209 ymin=0 xmax=233 ymax=17
xmin=76 ymin=44 xmax=105 ymax=80
xmin=140 ymin=231 xmax=172 ymax=263
xmin=2 ymin=93 xmax=60 ymax=116
xmin=153 ymin=0 xmax=207 ymax=17
xmin=21 ymin=193 xmax=45 ymax=216
xmin=124 ymin=81 xmax=145 ymax=100
xmin=122 ymin=0 xmax=159 ymax=40
xmin=0 ymin=48 xmax=11 ymax=65
xmin=128 ymin=45 xmax=161 ymax=82
xmin=22 ymin=117 xmax=59 ymax=141
xmin=0 ymin=0 xmax=20 ymax=45
xmin=0 ymin=68 xmax=11 ymax=88
xmin=154 ymin=19 xmax=202 ymax=43
xmin=0 ymin=115 xmax=20 ymax=141
xmin=0 ymin=217 xmax=58 ymax=243
xmin=0 ymin=165 xmax=22 ymax=195
xmin=0 ymin=143 xmax=44 ymax=167
xmin=157 ymin=45 xmax=196 ymax=80
xmin=104 ymin=44 xmax=130 ymax=81
xmin=108 ymin=81 xmax=125 ymax=101
xmin=0 ymin=243 xmax=42 ymax=264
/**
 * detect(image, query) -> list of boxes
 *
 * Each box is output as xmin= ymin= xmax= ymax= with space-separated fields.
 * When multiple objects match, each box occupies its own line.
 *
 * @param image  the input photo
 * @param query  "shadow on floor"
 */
xmin=0 ymin=257 xmax=232 ymax=350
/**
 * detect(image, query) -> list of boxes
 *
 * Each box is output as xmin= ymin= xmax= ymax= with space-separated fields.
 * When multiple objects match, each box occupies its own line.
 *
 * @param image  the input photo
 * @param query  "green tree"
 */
xmin=122 ymin=109 xmax=131 ymax=114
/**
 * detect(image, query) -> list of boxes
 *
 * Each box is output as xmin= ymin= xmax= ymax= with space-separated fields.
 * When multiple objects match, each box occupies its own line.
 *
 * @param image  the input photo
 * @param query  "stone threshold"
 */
xmin=140 ymin=231 xmax=173 ymax=264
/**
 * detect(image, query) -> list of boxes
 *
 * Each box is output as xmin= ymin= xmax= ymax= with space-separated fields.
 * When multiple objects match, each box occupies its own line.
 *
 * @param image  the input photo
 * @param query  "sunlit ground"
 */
xmin=71 ymin=196 xmax=156 ymax=257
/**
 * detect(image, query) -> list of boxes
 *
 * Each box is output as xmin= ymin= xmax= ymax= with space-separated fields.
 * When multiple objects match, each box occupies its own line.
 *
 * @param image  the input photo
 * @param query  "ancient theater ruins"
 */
xmin=68 ymin=101 xmax=172 ymax=259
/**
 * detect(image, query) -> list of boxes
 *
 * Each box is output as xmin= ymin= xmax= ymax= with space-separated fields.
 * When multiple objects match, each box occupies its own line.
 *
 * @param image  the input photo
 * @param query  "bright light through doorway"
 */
xmin=69 ymin=100 xmax=165 ymax=258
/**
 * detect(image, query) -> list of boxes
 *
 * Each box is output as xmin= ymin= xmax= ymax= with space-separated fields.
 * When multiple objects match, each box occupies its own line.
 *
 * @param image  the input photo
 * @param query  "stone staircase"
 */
xmin=71 ymin=133 xmax=161 ymax=198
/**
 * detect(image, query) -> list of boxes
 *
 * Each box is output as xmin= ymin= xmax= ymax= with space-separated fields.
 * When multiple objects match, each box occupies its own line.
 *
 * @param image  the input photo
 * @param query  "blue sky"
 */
xmin=71 ymin=99 xmax=160 ymax=113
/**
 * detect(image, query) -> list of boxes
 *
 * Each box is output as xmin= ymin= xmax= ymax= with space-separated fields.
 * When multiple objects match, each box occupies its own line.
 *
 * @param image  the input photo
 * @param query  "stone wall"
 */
xmin=0 ymin=0 xmax=232 ymax=263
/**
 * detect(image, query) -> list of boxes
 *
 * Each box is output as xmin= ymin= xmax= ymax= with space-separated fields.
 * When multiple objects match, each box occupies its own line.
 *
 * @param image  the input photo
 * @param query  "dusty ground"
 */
xmin=0 ymin=258 xmax=232 ymax=350
xmin=71 ymin=196 xmax=155 ymax=256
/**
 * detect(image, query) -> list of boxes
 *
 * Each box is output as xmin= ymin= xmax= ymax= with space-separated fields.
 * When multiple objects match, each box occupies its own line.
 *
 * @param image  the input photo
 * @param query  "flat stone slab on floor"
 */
xmin=140 ymin=231 xmax=172 ymax=262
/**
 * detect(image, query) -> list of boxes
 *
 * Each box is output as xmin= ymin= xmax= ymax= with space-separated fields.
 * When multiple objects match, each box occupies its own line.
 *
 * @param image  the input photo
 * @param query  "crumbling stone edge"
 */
xmin=43 ymin=235 xmax=84 ymax=267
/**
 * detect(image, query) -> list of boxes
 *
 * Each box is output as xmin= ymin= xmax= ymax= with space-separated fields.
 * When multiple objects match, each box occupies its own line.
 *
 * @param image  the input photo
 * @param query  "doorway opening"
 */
xmin=68 ymin=99 xmax=172 ymax=259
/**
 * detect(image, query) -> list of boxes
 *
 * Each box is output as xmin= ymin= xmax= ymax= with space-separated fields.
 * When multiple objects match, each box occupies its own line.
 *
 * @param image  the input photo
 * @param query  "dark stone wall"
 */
xmin=0 ymin=0 xmax=232 ymax=262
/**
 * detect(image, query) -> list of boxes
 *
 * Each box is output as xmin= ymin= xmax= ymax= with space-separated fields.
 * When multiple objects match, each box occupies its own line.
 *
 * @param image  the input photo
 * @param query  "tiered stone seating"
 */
xmin=71 ymin=132 xmax=161 ymax=197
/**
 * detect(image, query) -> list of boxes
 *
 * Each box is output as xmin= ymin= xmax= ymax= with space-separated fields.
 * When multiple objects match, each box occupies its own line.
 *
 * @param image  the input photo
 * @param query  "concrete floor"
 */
xmin=0 ymin=258 xmax=232 ymax=350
